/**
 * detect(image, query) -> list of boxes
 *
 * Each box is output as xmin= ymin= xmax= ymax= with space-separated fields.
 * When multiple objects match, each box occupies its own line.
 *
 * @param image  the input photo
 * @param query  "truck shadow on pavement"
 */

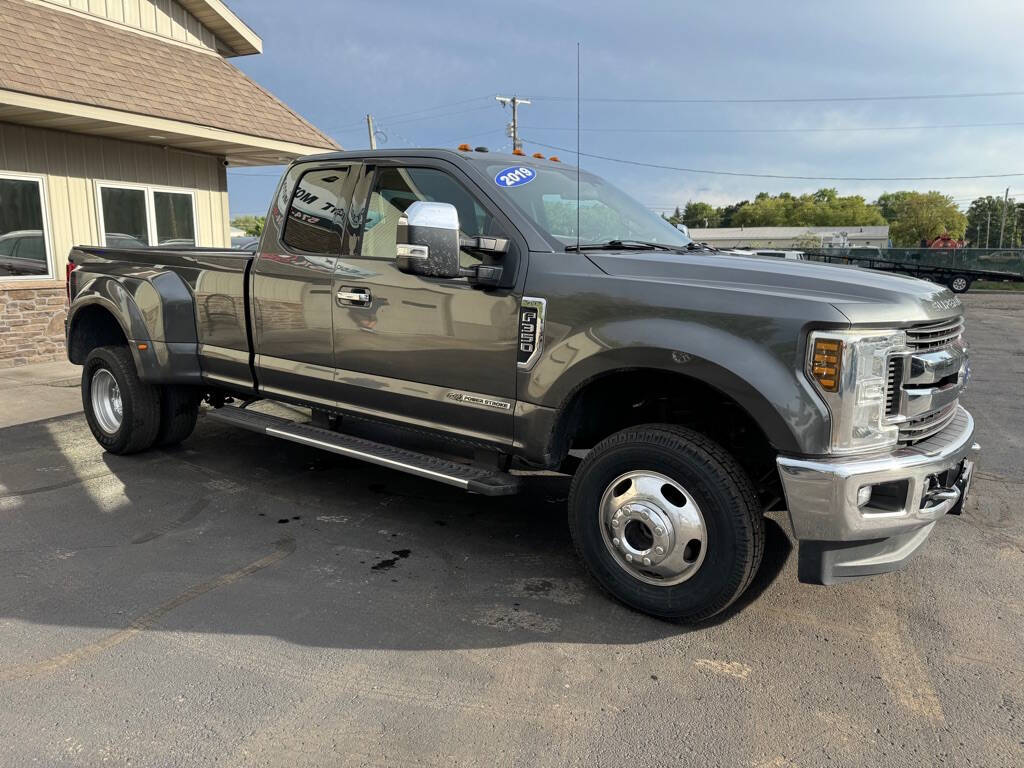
xmin=0 ymin=413 xmax=792 ymax=665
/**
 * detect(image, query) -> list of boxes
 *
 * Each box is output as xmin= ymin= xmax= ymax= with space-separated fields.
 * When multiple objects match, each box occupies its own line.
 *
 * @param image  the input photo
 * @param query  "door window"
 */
xmin=282 ymin=167 xmax=350 ymax=254
xmin=359 ymin=167 xmax=500 ymax=265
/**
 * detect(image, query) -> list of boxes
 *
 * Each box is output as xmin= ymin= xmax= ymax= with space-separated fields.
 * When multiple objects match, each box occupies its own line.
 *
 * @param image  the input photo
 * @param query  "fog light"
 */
xmin=857 ymin=485 xmax=873 ymax=508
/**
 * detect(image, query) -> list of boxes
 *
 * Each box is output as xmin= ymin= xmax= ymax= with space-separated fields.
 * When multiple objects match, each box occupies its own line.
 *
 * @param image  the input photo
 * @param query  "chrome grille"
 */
xmin=898 ymin=403 xmax=959 ymax=443
xmin=885 ymin=358 xmax=902 ymax=417
xmin=886 ymin=315 xmax=966 ymax=444
xmin=905 ymin=317 xmax=964 ymax=350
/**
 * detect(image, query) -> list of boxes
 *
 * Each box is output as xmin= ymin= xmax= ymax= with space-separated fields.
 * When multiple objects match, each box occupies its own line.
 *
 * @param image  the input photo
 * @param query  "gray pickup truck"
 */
xmin=65 ymin=148 xmax=979 ymax=622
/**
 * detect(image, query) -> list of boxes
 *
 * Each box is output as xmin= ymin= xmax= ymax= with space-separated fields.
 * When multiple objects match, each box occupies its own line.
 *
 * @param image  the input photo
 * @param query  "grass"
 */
xmin=973 ymin=280 xmax=1024 ymax=292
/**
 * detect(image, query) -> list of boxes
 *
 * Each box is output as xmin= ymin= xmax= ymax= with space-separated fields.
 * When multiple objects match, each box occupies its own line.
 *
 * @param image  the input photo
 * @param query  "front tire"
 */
xmin=82 ymin=346 xmax=161 ymax=455
xmin=568 ymin=424 xmax=764 ymax=622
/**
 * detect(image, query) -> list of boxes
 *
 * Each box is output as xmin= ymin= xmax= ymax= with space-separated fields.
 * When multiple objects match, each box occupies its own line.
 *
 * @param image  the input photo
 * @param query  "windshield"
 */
xmin=485 ymin=162 xmax=692 ymax=250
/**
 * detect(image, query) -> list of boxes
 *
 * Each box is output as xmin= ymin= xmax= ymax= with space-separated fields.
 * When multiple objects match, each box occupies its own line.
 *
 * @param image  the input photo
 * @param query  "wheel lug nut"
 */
xmin=625 ymin=554 xmax=633 ymax=562
xmin=612 ymin=537 xmax=620 ymax=546
xmin=655 ymin=546 xmax=664 ymax=555
xmin=641 ymin=511 xmax=649 ymax=520
xmin=642 ymin=557 xmax=651 ymax=566
xmin=655 ymin=527 xmax=664 ymax=536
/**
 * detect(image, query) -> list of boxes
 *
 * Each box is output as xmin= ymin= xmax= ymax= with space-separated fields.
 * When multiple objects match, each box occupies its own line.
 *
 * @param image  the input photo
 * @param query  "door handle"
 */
xmin=337 ymin=287 xmax=371 ymax=306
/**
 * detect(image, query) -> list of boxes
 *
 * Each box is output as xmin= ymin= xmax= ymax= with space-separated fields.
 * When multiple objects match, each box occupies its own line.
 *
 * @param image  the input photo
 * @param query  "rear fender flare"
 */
xmin=69 ymin=273 xmax=200 ymax=383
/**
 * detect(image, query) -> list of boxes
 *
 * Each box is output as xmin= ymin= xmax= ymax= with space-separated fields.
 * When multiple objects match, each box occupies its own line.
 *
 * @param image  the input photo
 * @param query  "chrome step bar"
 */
xmin=203 ymin=406 xmax=520 ymax=496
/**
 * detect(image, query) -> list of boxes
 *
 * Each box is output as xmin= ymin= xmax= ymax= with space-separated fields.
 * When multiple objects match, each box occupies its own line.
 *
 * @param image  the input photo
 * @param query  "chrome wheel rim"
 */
xmin=952 ymin=277 xmax=967 ymax=291
xmin=599 ymin=470 xmax=707 ymax=586
xmin=91 ymin=368 xmax=123 ymax=434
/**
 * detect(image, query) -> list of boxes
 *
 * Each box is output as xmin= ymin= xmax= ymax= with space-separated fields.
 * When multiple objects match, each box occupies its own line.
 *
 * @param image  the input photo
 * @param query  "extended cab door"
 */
xmin=251 ymin=162 xmax=356 ymax=406
xmin=330 ymin=161 xmax=523 ymax=445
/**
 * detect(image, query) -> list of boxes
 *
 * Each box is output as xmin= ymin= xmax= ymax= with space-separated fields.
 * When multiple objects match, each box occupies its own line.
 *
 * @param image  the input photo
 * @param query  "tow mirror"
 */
xmin=396 ymin=201 xmax=461 ymax=279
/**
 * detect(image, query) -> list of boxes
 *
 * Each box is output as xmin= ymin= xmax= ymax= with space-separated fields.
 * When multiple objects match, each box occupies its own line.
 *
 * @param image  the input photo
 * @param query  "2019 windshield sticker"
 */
xmin=494 ymin=166 xmax=536 ymax=188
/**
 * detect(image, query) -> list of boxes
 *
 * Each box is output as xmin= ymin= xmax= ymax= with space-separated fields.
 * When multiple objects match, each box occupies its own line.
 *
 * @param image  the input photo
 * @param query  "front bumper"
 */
xmin=777 ymin=406 xmax=979 ymax=584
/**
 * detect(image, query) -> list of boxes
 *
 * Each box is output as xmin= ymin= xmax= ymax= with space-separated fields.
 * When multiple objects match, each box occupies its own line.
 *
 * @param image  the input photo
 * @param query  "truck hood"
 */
xmin=586 ymin=250 xmax=964 ymax=326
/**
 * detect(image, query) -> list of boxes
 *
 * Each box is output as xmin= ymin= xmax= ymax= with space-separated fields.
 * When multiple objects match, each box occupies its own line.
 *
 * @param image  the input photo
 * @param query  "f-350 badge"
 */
xmin=517 ymin=297 xmax=546 ymax=369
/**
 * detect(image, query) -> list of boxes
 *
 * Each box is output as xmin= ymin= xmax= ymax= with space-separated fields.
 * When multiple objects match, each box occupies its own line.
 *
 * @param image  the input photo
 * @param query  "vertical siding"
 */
xmin=0 ymin=122 xmax=229 ymax=280
xmin=39 ymin=0 xmax=223 ymax=53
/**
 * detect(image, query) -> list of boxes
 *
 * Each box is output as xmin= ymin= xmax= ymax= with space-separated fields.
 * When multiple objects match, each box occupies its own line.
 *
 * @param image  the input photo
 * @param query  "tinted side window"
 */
xmin=359 ymin=167 xmax=501 ymax=264
xmin=17 ymin=235 xmax=46 ymax=261
xmin=282 ymin=167 xmax=350 ymax=254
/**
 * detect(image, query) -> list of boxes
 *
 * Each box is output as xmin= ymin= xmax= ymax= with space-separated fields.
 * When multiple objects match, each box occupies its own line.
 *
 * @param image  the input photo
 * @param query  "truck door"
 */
xmin=251 ymin=162 xmax=355 ymax=406
xmin=331 ymin=161 xmax=521 ymax=445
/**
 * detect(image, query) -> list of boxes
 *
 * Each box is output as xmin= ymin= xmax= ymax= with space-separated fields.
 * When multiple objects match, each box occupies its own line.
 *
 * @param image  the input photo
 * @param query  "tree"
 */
xmin=231 ymin=215 xmax=265 ymax=236
xmin=880 ymin=191 xmax=966 ymax=246
xmin=681 ymin=201 xmax=720 ymax=228
xmin=728 ymin=189 xmax=885 ymax=228
xmin=965 ymin=196 xmax=1021 ymax=247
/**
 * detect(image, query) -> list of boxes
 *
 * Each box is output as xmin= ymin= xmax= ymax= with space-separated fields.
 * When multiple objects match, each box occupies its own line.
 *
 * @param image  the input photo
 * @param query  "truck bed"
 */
xmin=68 ymin=244 xmax=256 ymax=389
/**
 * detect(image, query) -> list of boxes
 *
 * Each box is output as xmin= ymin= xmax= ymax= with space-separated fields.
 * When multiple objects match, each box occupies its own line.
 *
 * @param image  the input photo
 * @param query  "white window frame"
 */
xmin=0 ymin=171 xmax=55 ymax=281
xmin=94 ymin=181 xmax=199 ymax=248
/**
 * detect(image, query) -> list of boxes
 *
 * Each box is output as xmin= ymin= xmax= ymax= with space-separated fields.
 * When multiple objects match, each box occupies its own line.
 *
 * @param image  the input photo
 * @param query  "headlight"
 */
xmin=807 ymin=329 xmax=907 ymax=455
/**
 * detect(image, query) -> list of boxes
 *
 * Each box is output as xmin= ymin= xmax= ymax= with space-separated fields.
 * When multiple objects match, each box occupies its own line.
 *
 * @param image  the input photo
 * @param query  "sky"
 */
xmin=226 ymin=0 xmax=1024 ymax=220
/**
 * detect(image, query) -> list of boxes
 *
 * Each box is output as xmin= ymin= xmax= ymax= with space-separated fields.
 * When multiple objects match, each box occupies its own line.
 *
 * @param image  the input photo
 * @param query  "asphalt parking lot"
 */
xmin=1 ymin=293 xmax=1021 ymax=767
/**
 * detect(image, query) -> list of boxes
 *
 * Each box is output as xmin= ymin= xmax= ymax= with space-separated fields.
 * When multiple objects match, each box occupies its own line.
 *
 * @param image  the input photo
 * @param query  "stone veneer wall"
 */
xmin=0 ymin=288 xmax=67 ymax=368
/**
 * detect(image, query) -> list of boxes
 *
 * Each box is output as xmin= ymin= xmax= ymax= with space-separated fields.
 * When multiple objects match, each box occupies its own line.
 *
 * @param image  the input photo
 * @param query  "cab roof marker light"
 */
xmin=512 ymin=148 xmax=525 ymax=156
xmin=457 ymin=143 xmax=472 ymax=151
xmin=549 ymin=156 xmax=560 ymax=162
xmin=532 ymin=152 xmax=545 ymax=158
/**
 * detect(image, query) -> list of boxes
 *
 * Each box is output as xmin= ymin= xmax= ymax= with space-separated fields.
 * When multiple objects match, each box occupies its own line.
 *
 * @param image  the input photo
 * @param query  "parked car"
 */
xmin=231 ymin=236 xmax=259 ymax=251
xmin=104 ymin=233 xmax=149 ymax=249
xmin=0 ymin=229 xmax=48 ymax=276
xmin=64 ymin=148 xmax=978 ymax=622
xmin=752 ymin=249 xmax=805 ymax=260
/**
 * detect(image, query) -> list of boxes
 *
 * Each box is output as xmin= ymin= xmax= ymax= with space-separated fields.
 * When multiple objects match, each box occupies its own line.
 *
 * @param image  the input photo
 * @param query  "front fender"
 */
xmin=520 ymin=316 xmax=831 ymax=457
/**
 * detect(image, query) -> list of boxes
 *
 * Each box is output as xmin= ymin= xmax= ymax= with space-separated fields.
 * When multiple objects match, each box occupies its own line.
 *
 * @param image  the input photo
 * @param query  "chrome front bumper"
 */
xmin=777 ymin=406 xmax=979 ymax=584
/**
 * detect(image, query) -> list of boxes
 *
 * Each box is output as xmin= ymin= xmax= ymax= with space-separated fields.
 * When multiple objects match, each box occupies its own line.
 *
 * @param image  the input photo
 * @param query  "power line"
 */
xmin=520 ymin=138 xmax=1024 ymax=181
xmin=530 ymin=89 xmax=1024 ymax=105
xmin=520 ymin=119 xmax=1024 ymax=135
xmin=327 ymin=95 xmax=495 ymax=131
xmin=379 ymin=104 xmax=496 ymax=128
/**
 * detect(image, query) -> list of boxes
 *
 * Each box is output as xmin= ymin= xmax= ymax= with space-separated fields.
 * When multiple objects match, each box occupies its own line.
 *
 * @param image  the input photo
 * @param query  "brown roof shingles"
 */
xmin=0 ymin=0 xmax=339 ymax=150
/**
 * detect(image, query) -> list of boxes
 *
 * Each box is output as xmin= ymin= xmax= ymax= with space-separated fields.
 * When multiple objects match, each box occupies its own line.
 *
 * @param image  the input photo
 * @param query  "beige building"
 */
xmin=689 ymin=225 xmax=890 ymax=250
xmin=0 ymin=0 xmax=339 ymax=367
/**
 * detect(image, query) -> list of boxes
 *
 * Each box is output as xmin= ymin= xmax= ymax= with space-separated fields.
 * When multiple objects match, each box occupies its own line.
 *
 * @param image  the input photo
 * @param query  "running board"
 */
xmin=203 ymin=406 xmax=520 ymax=496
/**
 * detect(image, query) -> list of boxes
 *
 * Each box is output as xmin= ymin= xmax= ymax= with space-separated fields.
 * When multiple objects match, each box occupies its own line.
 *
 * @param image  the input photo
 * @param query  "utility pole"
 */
xmin=986 ymin=210 xmax=991 ymax=248
xmin=496 ymin=95 xmax=531 ymax=152
xmin=998 ymin=187 xmax=1010 ymax=248
xmin=366 ymin=114 xmax=377 ymax=150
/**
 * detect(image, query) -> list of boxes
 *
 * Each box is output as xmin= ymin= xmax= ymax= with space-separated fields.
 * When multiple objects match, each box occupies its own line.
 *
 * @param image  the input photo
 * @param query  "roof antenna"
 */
xmin=576 ymin=41 xmax=581 ymax=251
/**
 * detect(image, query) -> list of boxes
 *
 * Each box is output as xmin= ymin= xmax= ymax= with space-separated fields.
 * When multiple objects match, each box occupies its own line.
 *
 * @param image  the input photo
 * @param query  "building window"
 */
xmin=0 ymin=173 xmax=53 ymax=279
xmin=96 ymin=183 xmax=197 ymax=248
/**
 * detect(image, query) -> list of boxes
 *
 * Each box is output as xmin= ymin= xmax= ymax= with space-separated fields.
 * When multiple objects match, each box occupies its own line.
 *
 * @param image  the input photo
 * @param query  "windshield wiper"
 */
xmin=565 ymin=239 xmax=687 ymax=253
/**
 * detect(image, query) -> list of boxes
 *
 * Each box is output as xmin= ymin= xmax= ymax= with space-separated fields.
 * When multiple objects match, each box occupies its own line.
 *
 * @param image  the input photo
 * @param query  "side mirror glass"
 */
xmin=396 ymin=201 xmax=461 ymax=278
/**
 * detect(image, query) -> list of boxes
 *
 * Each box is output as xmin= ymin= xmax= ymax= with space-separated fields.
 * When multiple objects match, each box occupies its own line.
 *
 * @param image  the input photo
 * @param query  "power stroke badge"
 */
xmin=517 ymin=297 xmax=546 ymax=369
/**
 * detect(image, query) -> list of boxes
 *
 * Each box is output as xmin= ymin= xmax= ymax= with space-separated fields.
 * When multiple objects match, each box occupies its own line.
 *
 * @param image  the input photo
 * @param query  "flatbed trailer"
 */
xmin=803 ymin=247 xmax=1024 ymax=293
